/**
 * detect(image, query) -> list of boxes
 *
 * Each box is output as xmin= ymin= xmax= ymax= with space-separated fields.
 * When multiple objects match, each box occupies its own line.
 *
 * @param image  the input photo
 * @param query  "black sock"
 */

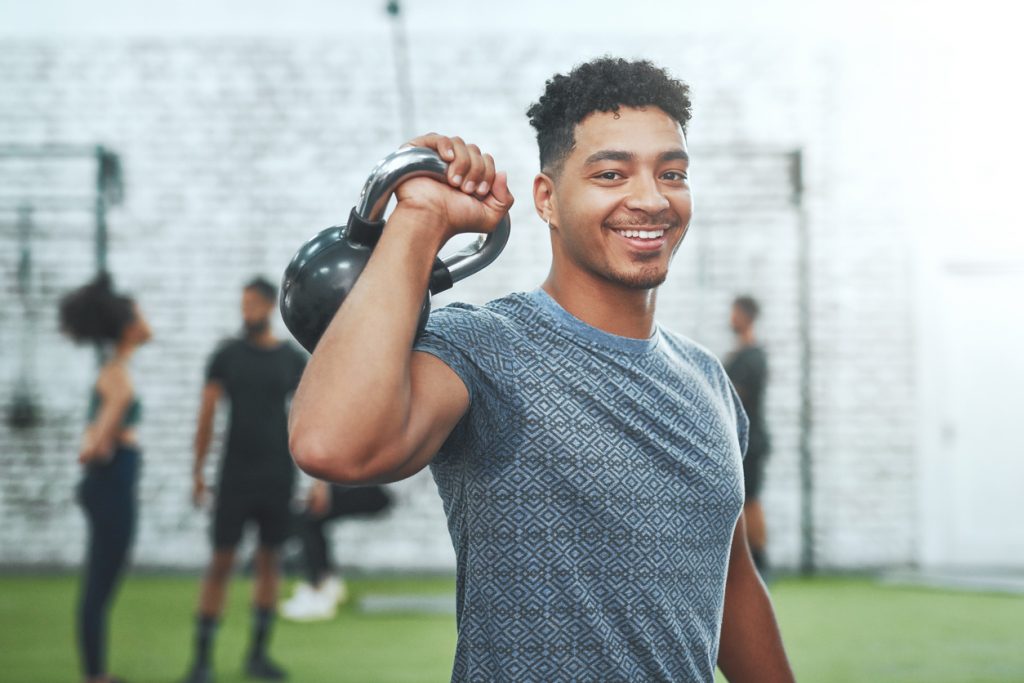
xmin=250 ymin=607 xmax=275 ymax=660
xmin=194 ymin=614 xmax=218 ymax=669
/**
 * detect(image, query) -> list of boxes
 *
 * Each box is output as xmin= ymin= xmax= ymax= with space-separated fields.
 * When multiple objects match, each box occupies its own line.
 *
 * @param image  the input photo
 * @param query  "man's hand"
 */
xmin=396 ymin=133 xmax=514 ymax=245
xmin=307 ymin=480 xmax=331 ymax=518
xmin=192 ymin=472 xmax=207 ymax=509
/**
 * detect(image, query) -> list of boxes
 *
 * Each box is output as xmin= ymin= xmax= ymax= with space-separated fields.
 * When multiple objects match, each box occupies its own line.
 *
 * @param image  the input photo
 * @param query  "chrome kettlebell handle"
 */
xmin=354 ymin=146 xmax=511 ymax=286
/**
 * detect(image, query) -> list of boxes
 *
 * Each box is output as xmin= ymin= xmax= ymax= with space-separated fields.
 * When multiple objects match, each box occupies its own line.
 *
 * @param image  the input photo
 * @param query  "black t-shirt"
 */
xmin=206 ymin=338 xmax=307 ymax=485
xmin=724 ymin=345 xmax=770 ymax=458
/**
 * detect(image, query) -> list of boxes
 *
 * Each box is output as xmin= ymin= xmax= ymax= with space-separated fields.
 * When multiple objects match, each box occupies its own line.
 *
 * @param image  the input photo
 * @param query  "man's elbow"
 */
xmin=289 ymin=430 xmax=393 ymax=485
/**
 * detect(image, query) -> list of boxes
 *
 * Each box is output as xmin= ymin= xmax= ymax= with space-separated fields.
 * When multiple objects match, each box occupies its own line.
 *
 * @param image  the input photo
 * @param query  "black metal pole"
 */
xmin=386 ymin=1 xmax=416 ymax=140
xmin=790 ymin=149 xmax=815 ymax=575
xmin=95 ymin=145 xmax=108 ymax=273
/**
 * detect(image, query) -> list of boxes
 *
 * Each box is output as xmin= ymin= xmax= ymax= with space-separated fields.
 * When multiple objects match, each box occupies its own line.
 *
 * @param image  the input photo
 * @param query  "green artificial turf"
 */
xmin=0 ymin=574 xmax=1020 ymax=682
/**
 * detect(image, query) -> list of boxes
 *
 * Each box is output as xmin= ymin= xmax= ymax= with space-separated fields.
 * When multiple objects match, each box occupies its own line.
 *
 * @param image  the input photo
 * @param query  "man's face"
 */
xmin=547 ymin=106 xmax=692 ymax=290
xmin=241 ymin=288 xmax=273 ymax=333
xmin=730 ymin=304 xmax=750 ymax=335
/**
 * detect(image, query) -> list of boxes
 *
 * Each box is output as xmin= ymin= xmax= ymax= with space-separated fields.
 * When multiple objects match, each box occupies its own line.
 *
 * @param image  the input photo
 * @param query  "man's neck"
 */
xmin=541 ymin=269 xmax=658 ymax=340
xmin=246 ymin=331 xmax=279 ymax=348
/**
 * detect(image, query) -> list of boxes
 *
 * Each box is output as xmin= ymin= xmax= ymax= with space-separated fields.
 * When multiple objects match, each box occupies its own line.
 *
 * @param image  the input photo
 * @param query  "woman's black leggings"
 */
xmin=298 ymin=485 xmax=391 ymax=585
xmin=77 ymin=446 xmax=139 ymax=678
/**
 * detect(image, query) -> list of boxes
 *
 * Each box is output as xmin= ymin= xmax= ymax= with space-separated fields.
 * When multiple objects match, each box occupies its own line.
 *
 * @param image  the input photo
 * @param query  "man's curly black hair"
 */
xmin=59 ymin=272 xmax=136 ymax=345
xmin=526 ymin=57 xmax=692 ymax=178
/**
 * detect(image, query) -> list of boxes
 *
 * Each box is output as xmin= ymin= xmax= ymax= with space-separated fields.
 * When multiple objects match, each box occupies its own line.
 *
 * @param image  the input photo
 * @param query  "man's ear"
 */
xmin=533 ymin=173 xmax=557 ymax=226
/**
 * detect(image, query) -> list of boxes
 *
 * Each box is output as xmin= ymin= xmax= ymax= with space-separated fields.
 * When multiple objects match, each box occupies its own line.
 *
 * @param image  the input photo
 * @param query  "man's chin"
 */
xmin=606 ymin=266 xmax=668 ymax=290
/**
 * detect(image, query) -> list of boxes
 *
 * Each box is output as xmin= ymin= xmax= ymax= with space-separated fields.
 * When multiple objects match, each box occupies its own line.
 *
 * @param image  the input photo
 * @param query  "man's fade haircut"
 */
xmin=245 ymin=276 xmax=277 ymax=303
xmin=526 ymin=57 xmax=693 ymax=178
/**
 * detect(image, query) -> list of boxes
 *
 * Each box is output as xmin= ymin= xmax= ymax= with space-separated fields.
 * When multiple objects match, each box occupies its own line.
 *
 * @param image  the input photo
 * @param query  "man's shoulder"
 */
xmin=658 ymin=327 xmax=729 ymax=379
xmin=426 ymin=291 xmax=534 ymax=336
xmin=210 ymin=336 xmax=244 ymax=358
xmin=277 ymin=340 xmax=308 ymax=360
xmin=658 ymin=326 xmax=715 ymax=361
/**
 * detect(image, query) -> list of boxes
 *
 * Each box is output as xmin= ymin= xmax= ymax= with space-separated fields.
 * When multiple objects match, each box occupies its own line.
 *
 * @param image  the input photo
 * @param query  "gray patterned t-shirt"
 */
xmin=414 ymin=288 xmax=747 ymax=683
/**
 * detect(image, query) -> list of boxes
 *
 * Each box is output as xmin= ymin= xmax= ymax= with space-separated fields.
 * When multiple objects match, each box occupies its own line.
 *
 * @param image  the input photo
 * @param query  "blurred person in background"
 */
xmin=182 ymin=277 xmax=307 ymax=683
xmin=60 ymin=272 xmax=153 ymax=683
xmin=280 ymin=482 xmax=392 ymax=621
xmin=288 ymin=57 xmax=793 ymax=682
xmin=724 ymin=295 xmax=772 ymax=576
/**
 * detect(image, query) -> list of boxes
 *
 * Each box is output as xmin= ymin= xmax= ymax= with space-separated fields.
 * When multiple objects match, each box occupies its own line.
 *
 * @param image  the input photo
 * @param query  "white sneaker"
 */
xmin=287 ymin=581 xmax=315 ymax=601
xmin=281 ymin=583 xmax=336 ymax=622
xmin=319 ymin=576 xmax=348 ymax=606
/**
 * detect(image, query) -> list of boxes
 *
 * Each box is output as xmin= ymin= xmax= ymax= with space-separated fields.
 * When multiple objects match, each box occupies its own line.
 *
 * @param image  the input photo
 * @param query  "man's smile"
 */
xmin=606 ymin=222 xmax=678 ymax=252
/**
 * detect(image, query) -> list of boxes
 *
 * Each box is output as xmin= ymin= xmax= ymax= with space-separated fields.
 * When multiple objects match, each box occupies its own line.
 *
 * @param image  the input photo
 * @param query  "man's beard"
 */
xmin=602 ymin=260 xmax=669 ymax=290
xmin=244 ymin=319 xmax=270 ymax=338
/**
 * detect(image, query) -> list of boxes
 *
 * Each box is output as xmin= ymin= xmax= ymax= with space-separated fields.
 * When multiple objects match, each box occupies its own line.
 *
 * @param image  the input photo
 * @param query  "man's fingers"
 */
xmin=461 ymin=143 xmax=485 ymax=194
xmin=485 ymin=171 xmax=515 ymax=212
xmin=404 ymin=133 xmax=456 ymax=161
xmin=477 ymin=153 xmax=495 ymax=197
xmin=447 ymin=136 xmax=470 ymax=187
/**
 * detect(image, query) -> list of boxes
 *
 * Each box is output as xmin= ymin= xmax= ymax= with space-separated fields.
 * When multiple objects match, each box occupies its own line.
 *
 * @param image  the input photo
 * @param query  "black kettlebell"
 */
xmin=280 ymin=146 xmax=511 ymax=352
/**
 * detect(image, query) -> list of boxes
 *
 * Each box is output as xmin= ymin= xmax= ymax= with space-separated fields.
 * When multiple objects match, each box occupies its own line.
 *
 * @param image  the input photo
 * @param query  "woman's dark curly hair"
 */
xmin=58 ymin=272 xmax=136 ymax=344
xmin=526 ymin=57 xmax=693 ymax=177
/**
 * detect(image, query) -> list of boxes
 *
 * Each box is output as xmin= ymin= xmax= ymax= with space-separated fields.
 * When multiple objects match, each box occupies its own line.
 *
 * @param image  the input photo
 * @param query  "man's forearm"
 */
xmin=718 ymin=512 xmax=794 ymax=682
xmin=193 ymin=423 xmax=213 ymax=473
xmin=718 ymin=571 xmax=794 ymax=682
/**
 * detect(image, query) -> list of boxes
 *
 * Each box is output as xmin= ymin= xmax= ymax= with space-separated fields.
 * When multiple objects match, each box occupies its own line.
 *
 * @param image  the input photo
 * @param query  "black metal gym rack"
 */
xmin=0 ymin=143 xmax=123 ymax=430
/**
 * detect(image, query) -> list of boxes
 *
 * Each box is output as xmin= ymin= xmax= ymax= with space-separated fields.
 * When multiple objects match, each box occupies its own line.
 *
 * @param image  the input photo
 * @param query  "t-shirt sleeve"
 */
xmin=205 ymin=344 xmax=230 ymax=384
xmin=413 ymin=303 xmax=509 ymax=405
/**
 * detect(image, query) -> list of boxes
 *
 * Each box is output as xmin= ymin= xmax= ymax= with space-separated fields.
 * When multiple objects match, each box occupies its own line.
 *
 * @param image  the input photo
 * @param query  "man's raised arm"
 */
xmin=288 ymin=135 xmax=513 ymax=484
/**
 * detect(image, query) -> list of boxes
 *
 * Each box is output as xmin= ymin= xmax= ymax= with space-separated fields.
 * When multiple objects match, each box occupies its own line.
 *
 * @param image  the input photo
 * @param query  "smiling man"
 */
xmin=289 ymin=57 xmax=794 ymax=682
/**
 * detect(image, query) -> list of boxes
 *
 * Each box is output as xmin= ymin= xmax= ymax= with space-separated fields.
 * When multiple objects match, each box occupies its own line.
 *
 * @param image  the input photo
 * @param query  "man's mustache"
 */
xmin=603 ymin=212 xmax=683 ymax=229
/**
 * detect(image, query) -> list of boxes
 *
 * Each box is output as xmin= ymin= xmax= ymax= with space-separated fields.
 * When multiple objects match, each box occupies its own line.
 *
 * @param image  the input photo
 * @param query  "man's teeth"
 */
xmin=617 ymin=229 xmax=665 ymax=239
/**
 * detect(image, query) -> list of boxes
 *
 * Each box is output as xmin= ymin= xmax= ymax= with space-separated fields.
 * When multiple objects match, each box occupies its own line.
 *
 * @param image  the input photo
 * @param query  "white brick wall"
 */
xmin=0 ymin=33 xmax=916 ymax=571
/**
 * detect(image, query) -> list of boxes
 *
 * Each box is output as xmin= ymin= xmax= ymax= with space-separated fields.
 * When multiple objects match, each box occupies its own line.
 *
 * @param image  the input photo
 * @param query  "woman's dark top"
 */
xmin=87 ymin=388 xmax=142 ymax=429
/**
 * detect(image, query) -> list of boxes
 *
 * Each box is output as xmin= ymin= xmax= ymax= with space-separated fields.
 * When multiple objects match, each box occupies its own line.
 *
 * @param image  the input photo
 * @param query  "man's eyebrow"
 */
xmin=583 ymin=150 xmax=634 ymax=165
xmin=583 ymin=149 xmax=690 ymax=165
xmin=659 ymin=150 xmax=690 ymax=163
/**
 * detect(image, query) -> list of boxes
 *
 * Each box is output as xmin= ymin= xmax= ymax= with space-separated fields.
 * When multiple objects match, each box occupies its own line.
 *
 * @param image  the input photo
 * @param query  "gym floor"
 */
xmin=0 ymin=574 xmax=1020 ymax=682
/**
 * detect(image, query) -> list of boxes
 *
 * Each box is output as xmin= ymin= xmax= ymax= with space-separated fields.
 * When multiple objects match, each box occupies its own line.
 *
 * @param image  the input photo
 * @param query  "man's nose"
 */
xmin=624 ymin=175 xmax=671 ymax=214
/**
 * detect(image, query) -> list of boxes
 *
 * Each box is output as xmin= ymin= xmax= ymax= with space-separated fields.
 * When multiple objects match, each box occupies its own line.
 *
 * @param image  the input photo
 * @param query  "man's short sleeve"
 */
xmin=205 ymin=343 xmax=230 ymax=384
xmin=412 ymin=302 xmax=508 ymax=405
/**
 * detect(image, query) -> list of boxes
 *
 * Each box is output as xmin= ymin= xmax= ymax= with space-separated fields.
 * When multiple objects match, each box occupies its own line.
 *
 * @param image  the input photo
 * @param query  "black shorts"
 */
xmin=212 ymin=480 xmax=292 ymax=549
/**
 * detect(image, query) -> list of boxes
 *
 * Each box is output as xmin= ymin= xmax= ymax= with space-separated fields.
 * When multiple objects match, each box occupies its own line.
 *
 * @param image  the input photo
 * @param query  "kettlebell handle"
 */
xmin=354 ymin=146 xmax=511 ymax=289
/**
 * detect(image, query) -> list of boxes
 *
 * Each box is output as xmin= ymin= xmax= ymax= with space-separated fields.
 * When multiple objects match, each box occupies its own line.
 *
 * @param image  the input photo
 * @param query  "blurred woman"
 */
xmin=59 ymin=273 xmax=152 ymax=683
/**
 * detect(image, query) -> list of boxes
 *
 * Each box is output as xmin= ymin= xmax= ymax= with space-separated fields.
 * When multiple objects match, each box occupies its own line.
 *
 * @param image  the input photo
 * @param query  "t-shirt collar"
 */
xmin=528 ymin=288 xmax=660 ymax=353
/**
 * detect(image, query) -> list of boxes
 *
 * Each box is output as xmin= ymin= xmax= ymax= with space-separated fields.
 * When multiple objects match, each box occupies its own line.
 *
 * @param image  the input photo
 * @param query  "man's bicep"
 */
xmin=199 ymin=381 xmax=223 ymax=417
xmin=384 ymin=351 xmax=469 ymax=481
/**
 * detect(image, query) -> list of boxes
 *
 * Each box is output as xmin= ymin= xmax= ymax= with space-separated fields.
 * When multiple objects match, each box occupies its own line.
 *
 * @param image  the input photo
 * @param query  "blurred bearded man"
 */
xmin=182 ymin=277 xmax=307 ymax=683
